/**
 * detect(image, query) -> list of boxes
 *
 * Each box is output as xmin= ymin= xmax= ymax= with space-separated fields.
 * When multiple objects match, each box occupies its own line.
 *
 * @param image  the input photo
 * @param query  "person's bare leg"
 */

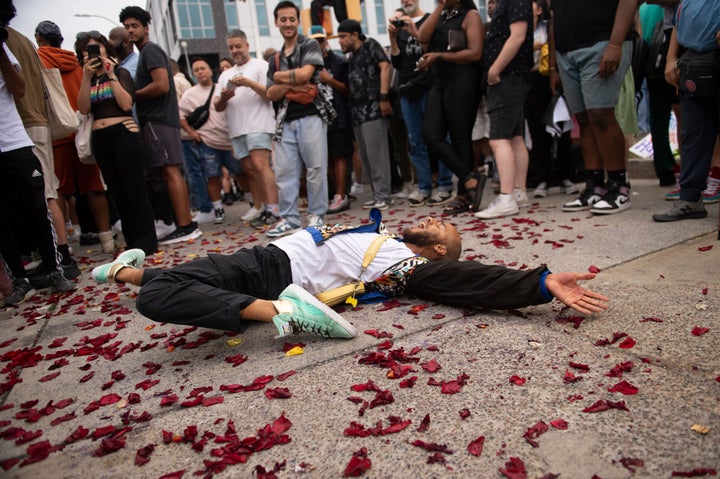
xmin=47 ymin=198 xmax=67 ymax=244
xmin=490 ymin=138 xmax=516 ymax=194
xmin=511 ymin=135 xmax=529 ymax=190
xmin=242 ymin=157 xmax=266 ymax=209
xmin=240 ymin=299 xmax=277 ymax=322
xmin=248 ymin=149 xmax=278 ymax=205
xmin=332 ymin=155 xmax=347 ymax=197
xmin=221 ymin=167 xmax=232 ymax=195
xmin=162 ymin=165 xmax=193 ymax=227
xmin=114 ymin=267 xmax=144 ymax=286
xmin=207 ymin=177 xmax=223 ymax=203
xmin=586 ymin=107 xmax=626 ymax=171
xmin=575 ymin=111 xmax=603 ymax=171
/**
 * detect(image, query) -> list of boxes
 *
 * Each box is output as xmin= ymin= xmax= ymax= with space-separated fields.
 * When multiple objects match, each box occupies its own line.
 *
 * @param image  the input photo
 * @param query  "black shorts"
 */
xmin=142 ymin=121 xmax=184 ymax=169
xmin=487 ymin=75 xmax=531 ymax=140
xmin=327 ymin=128 xmax=354 ymax=158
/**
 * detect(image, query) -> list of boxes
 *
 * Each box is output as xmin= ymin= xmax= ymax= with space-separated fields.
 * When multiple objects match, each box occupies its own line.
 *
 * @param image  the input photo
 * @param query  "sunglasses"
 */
xmin=76 ymin=30 xmax=103 ymax=41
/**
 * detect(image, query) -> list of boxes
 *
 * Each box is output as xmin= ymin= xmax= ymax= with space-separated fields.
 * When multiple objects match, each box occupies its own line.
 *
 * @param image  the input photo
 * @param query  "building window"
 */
xmin=225 ymin=0 xmax=270 ymax=36
xmin=375 ymin=0 xmax=386 ymax=34
xmin=176 ymin=0 xmax=215 ymax=39
xmin=361 ymin=1 xmax=368 ymax=34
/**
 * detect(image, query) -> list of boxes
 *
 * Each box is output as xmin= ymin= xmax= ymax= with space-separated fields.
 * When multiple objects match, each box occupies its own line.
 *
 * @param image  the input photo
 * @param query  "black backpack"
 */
xmin=645 ymin=20 xmax=671 ymax=82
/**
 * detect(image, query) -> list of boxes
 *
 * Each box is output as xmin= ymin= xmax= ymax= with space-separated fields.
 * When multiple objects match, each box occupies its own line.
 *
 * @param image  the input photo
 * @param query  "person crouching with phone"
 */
xmin=75 ymin=31 xmax=157 ymax=256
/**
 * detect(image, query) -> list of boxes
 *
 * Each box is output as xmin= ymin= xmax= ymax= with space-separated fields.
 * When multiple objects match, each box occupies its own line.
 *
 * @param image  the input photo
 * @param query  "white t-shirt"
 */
xmin=216 ymin=58 xmax=275 ymax=138
xmin=0 ymin=45 xmax=34 ymax=152
xmin=272 ymin=231 xmax=417 ymax=295
xmin=179 ymin=83 xmax=232 ymax=151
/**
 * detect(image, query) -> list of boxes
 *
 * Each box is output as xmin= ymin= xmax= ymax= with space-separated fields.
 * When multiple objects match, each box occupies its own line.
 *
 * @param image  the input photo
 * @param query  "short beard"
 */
xmin=402 ymin=228 xmax=435 ymax=248
xmin=403 ymin=4 xmax=417 ymax=15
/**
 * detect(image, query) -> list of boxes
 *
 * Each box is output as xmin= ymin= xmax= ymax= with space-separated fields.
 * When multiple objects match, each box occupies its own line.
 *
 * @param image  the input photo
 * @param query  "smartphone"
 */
xmin=87 ymin=44 xmax=100 ymax=60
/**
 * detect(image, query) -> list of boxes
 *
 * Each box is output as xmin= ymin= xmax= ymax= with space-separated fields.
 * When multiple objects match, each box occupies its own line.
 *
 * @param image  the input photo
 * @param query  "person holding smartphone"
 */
xmin=75 ymin=31 xmax=157 ymax=256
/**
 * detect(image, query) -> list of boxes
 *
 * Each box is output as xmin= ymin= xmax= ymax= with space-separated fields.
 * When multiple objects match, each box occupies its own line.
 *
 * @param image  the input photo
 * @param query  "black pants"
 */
xmin=311 ymin=0 xmax=347 ymax=25
xmin=0 ymin=147 xmax=61 ymax=278
xmin=423 ymin=69 xmax=480 ymax=192
xmin=525 ymin=72 xmax=574 ymax=186
xmin=136 ymin=245 xmax=293 ymax=332
xmin=647 ymin=76 xmax=679 ymax=185
xmin=92 ymin=123 xmax=158 ymax=255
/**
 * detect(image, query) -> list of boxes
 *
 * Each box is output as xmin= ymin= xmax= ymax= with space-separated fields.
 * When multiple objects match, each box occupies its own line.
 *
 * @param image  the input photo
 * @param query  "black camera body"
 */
xmin=390 ymin=19 xmax=406 ymax=28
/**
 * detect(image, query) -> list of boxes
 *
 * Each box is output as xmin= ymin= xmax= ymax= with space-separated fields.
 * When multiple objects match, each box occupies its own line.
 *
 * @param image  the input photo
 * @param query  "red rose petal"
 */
xmin=671 ymin=468 xmax=718 ymax=477
xmin=135 ymin=444 xmax=155 ymax=466
xmin=201 ymin=396 xmax=225 ymax=407
xmin=276 ymin=370 xmax=296 ymax=381
xmin=697 ymin=245 xmax=713 ymax=252
xmin=264 ymin=387 xmax=292 ymax=400
xmin=588 ymin=265 xmax=601 ymax=273
xmin=459 ymin=408 xmax=471 ymax=419
xmin=417 ymin=413 xmax=430 ymax=432
xmin=343 ymin=447 xmax=371 ymax=477
xmin=421 ymin=359 xmax=441 ymax=373
xmin=692 ymin=327 xmax=709 ymax=337
xmin=499 ymin=456 xmax=527 ymax=479
xmin=509 ymin=375 xmax=526 ymax=386
xmin=467 ymin=436 xmax=485 ymax=457
xmin=618 ymin=337 xmax=636 ymax=349
xmin=608 ymin=380 xmax=639 ymax=395
xmin=550 ymin=418 xmax=568 ymax=430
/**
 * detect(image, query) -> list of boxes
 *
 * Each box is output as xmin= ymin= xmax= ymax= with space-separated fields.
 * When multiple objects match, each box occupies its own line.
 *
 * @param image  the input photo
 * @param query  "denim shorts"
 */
xmin=198 ymin=143 xmax=241 ymax=177
xmin=231 ymin=132 xmax=273 ymax=160
xmin=556 ymin=40 xmax=632 ymax=114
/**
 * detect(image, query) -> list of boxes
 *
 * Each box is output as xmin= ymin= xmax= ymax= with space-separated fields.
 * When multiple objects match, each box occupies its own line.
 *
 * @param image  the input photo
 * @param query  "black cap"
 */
xmin=337 ymin=19 xmax=365 ymax=41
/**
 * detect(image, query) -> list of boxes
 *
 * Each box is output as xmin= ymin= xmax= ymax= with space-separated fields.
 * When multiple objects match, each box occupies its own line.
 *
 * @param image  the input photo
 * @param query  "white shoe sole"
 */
xmin=284 ymin=284 xmax=358 ymax=338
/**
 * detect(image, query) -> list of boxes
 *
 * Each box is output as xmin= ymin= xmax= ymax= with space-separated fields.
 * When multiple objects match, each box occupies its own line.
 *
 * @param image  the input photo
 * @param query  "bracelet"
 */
xmin=607 ymin=43 xmax=620 ymax=49
xmin=109 ymin=76 xmax=118 ymax=82
xmin=379 ymin=93 xmax=390 ymax=101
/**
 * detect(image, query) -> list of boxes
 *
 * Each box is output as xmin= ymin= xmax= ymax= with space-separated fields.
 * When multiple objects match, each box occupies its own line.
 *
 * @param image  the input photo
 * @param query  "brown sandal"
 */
xmin=442 ymin=196 xmax=470 ymax=215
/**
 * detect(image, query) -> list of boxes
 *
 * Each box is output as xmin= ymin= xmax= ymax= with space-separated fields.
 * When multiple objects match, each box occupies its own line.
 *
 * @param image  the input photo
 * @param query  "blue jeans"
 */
xmin=182 ymin=140 xmax=212 ymax=213
xmin=274 ymin=115 xmax=328 ymax=225
xmin=400 ymin=91 xmax=453 ymax=194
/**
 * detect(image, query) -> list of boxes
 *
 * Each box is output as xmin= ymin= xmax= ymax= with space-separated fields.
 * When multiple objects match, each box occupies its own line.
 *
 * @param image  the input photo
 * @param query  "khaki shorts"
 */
xmin=26 ymin=125 xmax=58 ymax=199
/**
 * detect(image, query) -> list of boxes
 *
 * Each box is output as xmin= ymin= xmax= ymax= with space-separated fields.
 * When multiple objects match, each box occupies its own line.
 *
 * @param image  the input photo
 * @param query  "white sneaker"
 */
xmin=192 ymin=210 xmax=215 ymax=224
xmin=154 ymin=221 xmax=175 ymax=239
xmin=562 ymin=179 xmax=579 ymax=195
xmin=533 ymin=182 xmax=548 ymax=198
xmin=362 ymin=200 xmax=391 ymax=211
xmin=391 ymin=183 xmax=413 ymax=199
xmin=513 ymin=188 xmax=530 ymax=208
xmin=474 ymin=195 xmax=519 ymax=219
xmin=327 ymin=194 xmax=349 ymax=213
xmin=241 ymin=206 xmax=263 ymax=222
xmin=307 ymin=214 xmax=323 ymax=228
xmin=408 ymin=189 xmax=429 ymax=207
xmin=350 ymin=182 xmax=365 ymax=195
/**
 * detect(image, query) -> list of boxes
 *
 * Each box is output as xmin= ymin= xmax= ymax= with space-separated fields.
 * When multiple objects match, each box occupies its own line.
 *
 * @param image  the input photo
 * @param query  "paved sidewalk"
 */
xmin=1 ymin=179 xmax=718 ymax=479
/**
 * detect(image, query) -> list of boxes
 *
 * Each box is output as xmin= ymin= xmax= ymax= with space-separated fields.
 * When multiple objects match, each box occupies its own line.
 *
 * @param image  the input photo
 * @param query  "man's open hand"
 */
xmin=545 ymin=272 xmax=609 ymax=314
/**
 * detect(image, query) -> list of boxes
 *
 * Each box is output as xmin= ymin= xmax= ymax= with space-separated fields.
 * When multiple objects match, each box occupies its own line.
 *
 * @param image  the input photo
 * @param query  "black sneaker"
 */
xmin=652 ymin=199 xmax=708 ymax=222
xmin=427 ymin=190 xmax=453 ymax=206
xmin=250 ymin=211 xmax=280 ymax=230
xmin=158 ymin=222 xmax=202 ymax=245
xmin=4 ymin=278 xmax=36 ymax=306
xmin=79 ymin=232 xmax=100 ymax=245
xmin=214 ymin=208 xmax=225 ymax=224
xmin=48 ymin=271 xmax=76 ymax=292
xmin=61 ymin=260 xmax=81 ymax=279
xmin=222 ymin=192 xmax=236 ymax=206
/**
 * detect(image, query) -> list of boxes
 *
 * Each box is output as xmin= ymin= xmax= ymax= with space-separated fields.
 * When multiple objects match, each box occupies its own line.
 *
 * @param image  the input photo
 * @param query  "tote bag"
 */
xmin=41 ymin=68 xmax=79 ymax=141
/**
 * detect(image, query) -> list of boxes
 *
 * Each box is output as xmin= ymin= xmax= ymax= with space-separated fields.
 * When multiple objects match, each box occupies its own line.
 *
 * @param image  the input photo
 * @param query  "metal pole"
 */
xmin=180 ymin=41 xmax=192 ymax=80
xmin=73 ymin=13 xmax=120 ymax=27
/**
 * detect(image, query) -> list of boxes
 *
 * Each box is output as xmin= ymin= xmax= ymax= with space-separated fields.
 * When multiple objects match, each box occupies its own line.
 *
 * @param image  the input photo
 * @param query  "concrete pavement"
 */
xmin=0 ymin=178 xmax=718 ymax=479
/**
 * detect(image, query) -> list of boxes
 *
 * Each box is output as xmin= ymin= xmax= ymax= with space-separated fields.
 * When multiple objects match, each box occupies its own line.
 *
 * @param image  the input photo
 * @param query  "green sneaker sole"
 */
xmin=280 ymin=284 xmax=358 ymax=339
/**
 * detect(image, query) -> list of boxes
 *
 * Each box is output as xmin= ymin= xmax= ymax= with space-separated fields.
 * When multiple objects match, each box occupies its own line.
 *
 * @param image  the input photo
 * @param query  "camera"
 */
xmin=87 ymin=44 xmax=101 ymax=60
xmin=390 ymin=19 xmax=406 ymax=28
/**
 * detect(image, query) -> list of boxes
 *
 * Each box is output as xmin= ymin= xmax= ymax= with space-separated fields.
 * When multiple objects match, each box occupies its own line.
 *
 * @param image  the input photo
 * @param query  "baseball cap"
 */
xmin=35 ymin=20 xmax=64 ymax=43
xmin=309 ymin=25 xmax=326 ymax=39
xmin=337 ymin=19 xmax=365 ymax=41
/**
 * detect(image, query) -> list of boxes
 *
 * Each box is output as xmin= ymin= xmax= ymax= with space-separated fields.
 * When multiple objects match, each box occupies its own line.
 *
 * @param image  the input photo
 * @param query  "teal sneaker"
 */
xmin=92 ymin=249 xmax=146 ymax=283
xmin=272 ymin=284 xmax=358 ymax=339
